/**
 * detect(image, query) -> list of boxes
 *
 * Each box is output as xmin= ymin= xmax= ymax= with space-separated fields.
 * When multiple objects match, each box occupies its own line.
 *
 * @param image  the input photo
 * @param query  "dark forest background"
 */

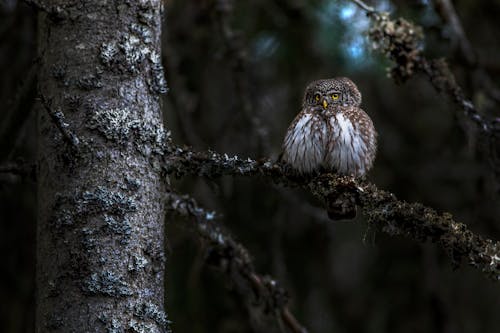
xmin=2 ymin=0 xmax=500 ymax=332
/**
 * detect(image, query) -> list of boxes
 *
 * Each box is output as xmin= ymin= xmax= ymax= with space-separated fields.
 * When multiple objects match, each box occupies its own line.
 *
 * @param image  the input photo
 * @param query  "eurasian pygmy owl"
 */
xmin=282 ymin=77 xmax=377 ymax=177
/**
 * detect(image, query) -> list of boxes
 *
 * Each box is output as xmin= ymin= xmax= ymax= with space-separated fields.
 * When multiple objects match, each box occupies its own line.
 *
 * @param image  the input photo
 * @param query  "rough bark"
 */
xmin=36 ymin=1 xmax=170 ymax=332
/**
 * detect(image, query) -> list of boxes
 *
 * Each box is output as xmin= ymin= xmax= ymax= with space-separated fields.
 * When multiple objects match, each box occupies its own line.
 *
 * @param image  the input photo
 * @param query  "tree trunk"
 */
xmin=36 ymin=1 xmax=169 ymax=332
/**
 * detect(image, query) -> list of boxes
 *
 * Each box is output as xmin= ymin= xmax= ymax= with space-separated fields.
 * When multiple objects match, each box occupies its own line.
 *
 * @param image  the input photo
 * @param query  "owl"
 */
xmin=282 ymin=77 xmax=377 ymax=177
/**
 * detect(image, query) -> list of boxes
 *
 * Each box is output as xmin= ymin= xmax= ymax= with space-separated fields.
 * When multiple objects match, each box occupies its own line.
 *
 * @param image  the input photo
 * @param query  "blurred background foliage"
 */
xmin=1 ymin=0 xmax=500 ymax=332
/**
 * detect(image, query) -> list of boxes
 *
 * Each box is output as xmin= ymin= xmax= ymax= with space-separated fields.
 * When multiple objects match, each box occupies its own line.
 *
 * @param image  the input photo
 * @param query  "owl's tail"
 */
xmin=326 ymin=191 xmax=357 ymax=221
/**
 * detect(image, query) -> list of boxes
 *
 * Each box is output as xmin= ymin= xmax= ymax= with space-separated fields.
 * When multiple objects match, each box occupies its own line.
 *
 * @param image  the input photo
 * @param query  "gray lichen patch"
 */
xmin=479 ymin=241 xmax=500 ymax=280
xmin=52 ymin=187 xmax=137 ymax=230
xmin=87 ymin=102 xmax=169 ymax=154
xmin=99 ymin=21 xmax=167 ymax=94
xmin=127 ymin=319 xmax=158 ymax=333
xmin=88 ymin=104 xmax=141 ymax=143
xmin=128 ymin=251 xmax=149 ymax=272
xmin=97 ymin=302 xmax=171 ymax=333
xmin=81 ymin=227 xmax=98 ymax=250
xmin=100 ymin=41 xmax=120 ymax=67
xmin=51 ymin=63 xmax=67 ymax=81
xmin=124 ymin=176 xmax=141 ymax=192
xmin=130 ymin=23 xmax=153 ymax=44
xmin=100 ymin=34 xmax=146 ymax=74
xmin=137 ymin=9 xmax=154 ymax=26
xmin=104 ymin=215 xmax=132 ymax=241
xmin=98 ymin=316 xmax=122 ymax=333
xmin=77 ymin=72 xmax=104 ymax=90
xmin=82 ymin=271 xmax=133 ymax=297
xmin=133 ymin=302 xmax=171 ymax=329
xmin=100 ymin=23 xmax=152 ymax=74
xmin=148 ymin=50 xmax=168 ymax=94
xmin=81 ymin=186 xmax=137 ymax=215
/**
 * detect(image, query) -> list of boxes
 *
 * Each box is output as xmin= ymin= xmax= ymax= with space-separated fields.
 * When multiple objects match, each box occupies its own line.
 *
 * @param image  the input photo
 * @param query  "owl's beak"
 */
xmin=322 ymin=99 xmax=328 ymax=109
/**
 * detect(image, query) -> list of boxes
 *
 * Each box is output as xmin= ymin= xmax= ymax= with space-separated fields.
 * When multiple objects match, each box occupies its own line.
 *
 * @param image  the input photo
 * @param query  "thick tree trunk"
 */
xmin=36 ymin=1 xmax=169 ymax=332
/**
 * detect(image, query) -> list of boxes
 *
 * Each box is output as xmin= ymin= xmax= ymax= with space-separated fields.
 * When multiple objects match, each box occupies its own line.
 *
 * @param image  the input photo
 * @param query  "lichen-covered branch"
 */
xmin=166 ymin=191 xmax=308 ymax=333
xmin=350 ymin=0 xmax=500 ymax=184
xmin=164 ymin=148 xmax=500 ymax=281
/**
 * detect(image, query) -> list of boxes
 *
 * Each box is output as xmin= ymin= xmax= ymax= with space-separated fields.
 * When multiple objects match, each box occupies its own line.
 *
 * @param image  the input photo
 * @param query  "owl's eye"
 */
xmin=314 ymin=93 xmax=321 ymax=102
xmin=331 ymin=93 xmax=340 ymax=100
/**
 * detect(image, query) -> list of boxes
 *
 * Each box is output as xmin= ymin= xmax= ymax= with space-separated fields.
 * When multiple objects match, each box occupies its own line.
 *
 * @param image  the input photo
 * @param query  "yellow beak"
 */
xmin=322 ymin=99 xmax=328 ymax=109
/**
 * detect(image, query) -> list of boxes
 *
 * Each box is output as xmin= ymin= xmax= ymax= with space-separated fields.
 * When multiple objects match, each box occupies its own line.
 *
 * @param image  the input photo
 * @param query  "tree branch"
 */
xmin=39 ymin=93 xmax=80 ymax=149
xmin=166 ymin=191 xmax=308 ymax=333
xmin=350 ymin=0 xmax=500 ymax=184
xmin=431 ymin=0 xmax=500 ymax=109
xmin=164 ymin=148 xmax=500 ymax=281
xmin=0 ymin=160 xmax=36 ymax=181
xmin=432 ymin=0 xmax=476 ymax=65
xmin=351 ymin=0 xmax=376 ymax=14
xmin=351 ymin=0 xmax=500 ymax=130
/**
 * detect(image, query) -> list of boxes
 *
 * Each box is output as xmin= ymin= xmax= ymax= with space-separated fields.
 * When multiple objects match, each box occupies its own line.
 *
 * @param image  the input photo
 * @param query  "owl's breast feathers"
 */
xmin=282 ymin=108 xmax=328 ymax=173
xmin=282 ymin=106 xmax=377 ymax=177
xmin=325 ymin=105 xmax=377 ymax=177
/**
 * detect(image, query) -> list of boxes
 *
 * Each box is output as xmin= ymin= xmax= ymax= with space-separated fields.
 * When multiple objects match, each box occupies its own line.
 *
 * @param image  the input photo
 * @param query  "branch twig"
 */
xmin=39 ymin=93 xmax=80 ymax=149
xmin=351 ymin=0 xmax=375 ymax=14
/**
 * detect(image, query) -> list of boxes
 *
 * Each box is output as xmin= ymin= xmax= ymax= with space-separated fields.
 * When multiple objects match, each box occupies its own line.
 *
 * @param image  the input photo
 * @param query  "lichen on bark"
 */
xmin=36 ymin=1 xmax=171 ymax=332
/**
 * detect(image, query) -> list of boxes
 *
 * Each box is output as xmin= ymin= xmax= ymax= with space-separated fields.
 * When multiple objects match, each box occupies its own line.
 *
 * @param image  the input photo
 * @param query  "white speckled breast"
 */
xmin=282 ymin=111 xmax=327 ymax=173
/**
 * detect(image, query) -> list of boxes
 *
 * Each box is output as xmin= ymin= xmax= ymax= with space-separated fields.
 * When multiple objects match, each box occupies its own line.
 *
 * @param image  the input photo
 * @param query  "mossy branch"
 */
xmin=166 ymin=191 xmax=308 ymax=333
xmin=350 ymin=0 xmax=500 ymax=180
xmin=164 ymin=148 xmax=500 ymax=282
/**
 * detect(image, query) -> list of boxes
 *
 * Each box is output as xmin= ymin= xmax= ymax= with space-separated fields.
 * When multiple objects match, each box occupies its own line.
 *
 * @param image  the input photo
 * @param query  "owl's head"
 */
xmin=302 ymin=77 xmax=362 ymax=109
